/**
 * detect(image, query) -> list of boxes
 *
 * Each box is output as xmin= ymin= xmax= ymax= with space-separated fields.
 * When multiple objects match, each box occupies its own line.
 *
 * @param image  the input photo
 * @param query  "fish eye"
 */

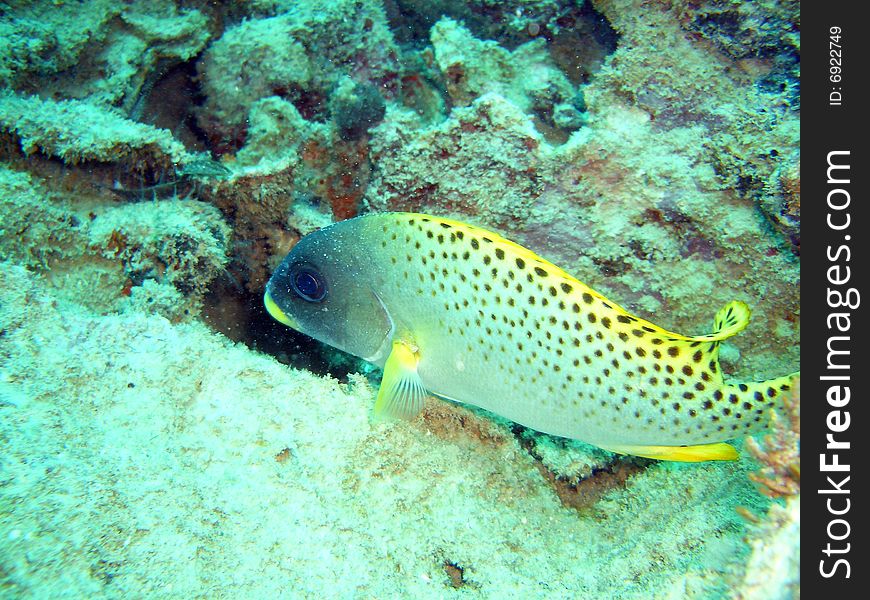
xmin=289 ymin=264 xmax=327 ymax=302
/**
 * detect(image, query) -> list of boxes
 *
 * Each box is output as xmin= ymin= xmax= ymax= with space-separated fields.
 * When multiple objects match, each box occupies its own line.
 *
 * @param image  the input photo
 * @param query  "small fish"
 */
xmin=264 ymin=213 xmax=798 ymax=462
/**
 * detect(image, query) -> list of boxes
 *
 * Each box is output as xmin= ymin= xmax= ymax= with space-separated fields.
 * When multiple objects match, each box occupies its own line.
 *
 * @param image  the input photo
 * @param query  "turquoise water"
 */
xmin=1 ymin=1 xmax=799 ymax=598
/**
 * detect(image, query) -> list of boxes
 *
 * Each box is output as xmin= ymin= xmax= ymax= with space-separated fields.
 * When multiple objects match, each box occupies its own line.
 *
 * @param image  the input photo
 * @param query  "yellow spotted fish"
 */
xmin=265 ymin=213 xmax=798 ymax=461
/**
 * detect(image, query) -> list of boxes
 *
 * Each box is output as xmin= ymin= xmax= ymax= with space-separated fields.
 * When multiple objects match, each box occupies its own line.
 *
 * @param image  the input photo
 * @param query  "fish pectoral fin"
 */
xmin=373 ymin=339 xmax=427 ymax=421
xmin=598 ymin=442 xmax=738 ymax=462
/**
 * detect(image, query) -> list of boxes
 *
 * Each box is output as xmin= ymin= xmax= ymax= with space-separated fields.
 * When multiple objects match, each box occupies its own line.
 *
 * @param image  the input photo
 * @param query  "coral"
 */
xmin=385 ymin=0 xmax=606 ymax=51
xmin=0 ymin=92 xmax=190 ymax=169
xmin=368 ymin=93 xmax=545 ymax=224
xmin=0 ymin=164 xmax=229 ymax=318
xmin=0 ymin=0 xmax=118 ymax=88
xmin=87 ymin=198 xmax=232 ymax=315
xmin=0 ymin=262 xmax=773 ymax=598
xmin=745 ymin=377 xmax=800 ymax=498
xmin=680 ymin=0 xmax=799 ymax=55
xmin=195 ymin=0 xmax=401 ymax=153
xmin=196 ymin=16 xmax=313 ymax=135
xmin=0 ymin=0 xmax=210 ymax=112
xmin=430 ymin=17 xmax=579 ymax=137
xmin=235 ymin=96 xmax=329 ymax=171
xmin=330 ymin=79 xmax=387 ymax=141
xmin=0 ymin=166 xmax=89 ymax=271
xmin=734 ymin=496 xmax=800 ymax=600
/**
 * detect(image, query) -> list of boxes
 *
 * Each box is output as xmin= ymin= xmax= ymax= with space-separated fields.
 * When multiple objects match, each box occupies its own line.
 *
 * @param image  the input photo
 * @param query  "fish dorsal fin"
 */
xmin=373 ymin=339 xmax=427 ymax=421
xmin=692 ymin=300 xmax=751 ymax=343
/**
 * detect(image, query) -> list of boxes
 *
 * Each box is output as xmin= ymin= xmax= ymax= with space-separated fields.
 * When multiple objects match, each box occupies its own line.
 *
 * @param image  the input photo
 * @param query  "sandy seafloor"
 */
xmin=1 ymin=0 xmax=799 ymax=598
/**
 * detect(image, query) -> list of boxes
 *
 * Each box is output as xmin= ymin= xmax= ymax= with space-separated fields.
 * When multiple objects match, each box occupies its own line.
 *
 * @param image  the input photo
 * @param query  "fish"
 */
xmin=264 ymin=212 xmax=799 ymax=462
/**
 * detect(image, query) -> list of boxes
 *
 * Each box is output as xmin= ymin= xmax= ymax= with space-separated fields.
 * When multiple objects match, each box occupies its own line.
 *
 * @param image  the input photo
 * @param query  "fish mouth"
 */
xmin=264 ymin=291 xmax=299 ymax=330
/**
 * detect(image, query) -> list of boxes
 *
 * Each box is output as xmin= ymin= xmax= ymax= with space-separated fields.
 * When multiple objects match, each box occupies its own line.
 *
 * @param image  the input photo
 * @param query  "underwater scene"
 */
xmin=0 ymin=0 xmax=800 ymax=598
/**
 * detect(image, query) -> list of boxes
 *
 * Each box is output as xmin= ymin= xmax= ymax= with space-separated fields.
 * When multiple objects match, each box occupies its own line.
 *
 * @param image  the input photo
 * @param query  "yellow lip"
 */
xmin=264 ymin=291 xmax=298 ymax=329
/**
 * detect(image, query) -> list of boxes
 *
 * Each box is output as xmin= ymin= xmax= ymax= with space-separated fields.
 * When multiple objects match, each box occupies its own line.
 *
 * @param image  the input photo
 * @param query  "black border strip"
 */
xmin=804 ymin=2 xmax=866 ymax=596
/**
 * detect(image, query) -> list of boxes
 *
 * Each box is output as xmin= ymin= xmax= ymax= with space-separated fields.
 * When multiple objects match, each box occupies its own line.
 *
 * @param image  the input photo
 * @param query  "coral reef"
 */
xmin=0 ymin=0 xmax=799 ymax=596
xmin=330 ymin=79 xmax=387 ymax=141
xmin=745 ymin=378 xmax=800 ymax=499
xmin=0 ymin=164 xmax=230 ymax=318
xmin=1 ymin=262 xmax=772 ymax=597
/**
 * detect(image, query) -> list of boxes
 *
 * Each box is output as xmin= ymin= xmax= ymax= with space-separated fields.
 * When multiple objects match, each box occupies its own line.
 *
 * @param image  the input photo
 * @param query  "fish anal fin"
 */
xmin=373 ymin=340 xmax=427 ymax=421
xmin=599 ymin=442 xmax=739 ymax=462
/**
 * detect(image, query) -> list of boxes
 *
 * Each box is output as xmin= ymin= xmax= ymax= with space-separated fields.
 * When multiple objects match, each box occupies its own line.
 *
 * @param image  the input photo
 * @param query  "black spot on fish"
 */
xmin=667 ymin=346 xmax=679 ymax=357
xmin=471 ymin=238 xmax=479 ymax=250
xmin=682 ymin=365 xmax=693 ymax=377
xmin=729 ymin=394 xmax=739 ymax=404
xmin=738 ymin=384 xmax=749 ymax=392
xmin=588 ymin=313 xmax=597 ymax=323
xmin=692 ymin=350 xmax=703 ymax=363
xmin=535 ymin=267 xmax=548 ymax=277
xmin=582 ymin=293 xmax=594 ymax=304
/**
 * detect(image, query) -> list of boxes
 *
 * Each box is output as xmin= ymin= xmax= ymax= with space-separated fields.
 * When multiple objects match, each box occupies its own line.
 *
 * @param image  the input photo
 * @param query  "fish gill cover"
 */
xmin=0 ymin=0 xmax=798 ymax=598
